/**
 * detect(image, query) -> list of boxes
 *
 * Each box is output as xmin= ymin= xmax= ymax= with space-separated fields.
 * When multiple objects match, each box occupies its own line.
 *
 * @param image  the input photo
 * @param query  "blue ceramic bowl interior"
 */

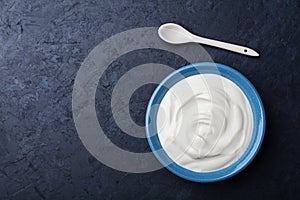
xmin=145 ymin=62 xmax=265 ymax=182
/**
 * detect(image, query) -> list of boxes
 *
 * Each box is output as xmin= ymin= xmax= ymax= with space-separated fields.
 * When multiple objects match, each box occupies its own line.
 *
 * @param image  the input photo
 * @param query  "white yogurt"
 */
xmin=156 ymin=74 xmax=253 ymax=172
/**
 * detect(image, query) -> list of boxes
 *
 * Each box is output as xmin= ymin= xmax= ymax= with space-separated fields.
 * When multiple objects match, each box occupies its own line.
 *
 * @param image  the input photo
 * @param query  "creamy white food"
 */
xmin=156 ymin=74 xmax=253 ymax=172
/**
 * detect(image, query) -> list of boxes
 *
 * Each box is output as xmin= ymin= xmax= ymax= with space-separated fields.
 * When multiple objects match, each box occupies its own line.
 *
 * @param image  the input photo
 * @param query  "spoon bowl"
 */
xmin=158 ymin=23 xmax=194 ymax=44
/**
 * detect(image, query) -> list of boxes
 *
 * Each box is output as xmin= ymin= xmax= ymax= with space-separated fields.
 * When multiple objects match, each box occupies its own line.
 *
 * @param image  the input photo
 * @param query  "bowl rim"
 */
xmin=145 ymin=62 xmax=266 ymax=182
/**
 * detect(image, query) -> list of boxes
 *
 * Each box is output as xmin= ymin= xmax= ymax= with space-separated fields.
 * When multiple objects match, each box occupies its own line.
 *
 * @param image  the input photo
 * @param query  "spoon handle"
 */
xmin=191 ymin=35 xmax=259 ymax=57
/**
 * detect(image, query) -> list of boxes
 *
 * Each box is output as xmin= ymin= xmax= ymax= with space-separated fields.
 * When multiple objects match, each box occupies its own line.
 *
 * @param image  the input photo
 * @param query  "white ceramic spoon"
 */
xmin=158 ymin=23 xmax=259 ymax=57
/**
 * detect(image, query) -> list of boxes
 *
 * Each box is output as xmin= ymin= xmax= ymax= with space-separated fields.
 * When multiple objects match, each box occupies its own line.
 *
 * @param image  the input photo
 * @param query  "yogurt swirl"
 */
xmin=157 ymin=74 xmax=253 ymax=172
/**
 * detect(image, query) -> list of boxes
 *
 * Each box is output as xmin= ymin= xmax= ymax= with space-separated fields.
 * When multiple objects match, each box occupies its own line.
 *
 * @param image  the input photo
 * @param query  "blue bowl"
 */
xmin=145 ymin=62 xmax=265 ymax=182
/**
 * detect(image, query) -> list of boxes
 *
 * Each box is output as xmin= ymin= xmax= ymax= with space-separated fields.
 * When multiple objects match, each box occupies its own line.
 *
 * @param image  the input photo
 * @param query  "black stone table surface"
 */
xmin=0 ymin=1 xmax=299 ymax=199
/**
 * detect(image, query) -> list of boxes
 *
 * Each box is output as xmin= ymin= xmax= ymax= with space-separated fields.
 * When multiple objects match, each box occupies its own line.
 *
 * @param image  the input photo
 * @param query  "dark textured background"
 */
xmin=0 ymin=0 xmax=299 ymax=199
